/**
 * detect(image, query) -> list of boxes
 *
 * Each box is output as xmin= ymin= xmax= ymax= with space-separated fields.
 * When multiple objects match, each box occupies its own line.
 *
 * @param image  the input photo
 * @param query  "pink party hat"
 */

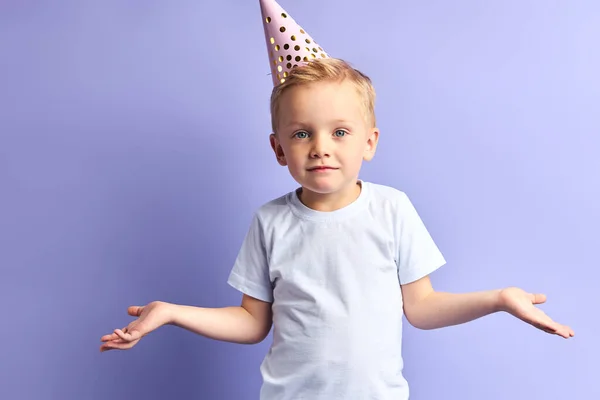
xmin=259 ymin=0 xmax=330 ymax=86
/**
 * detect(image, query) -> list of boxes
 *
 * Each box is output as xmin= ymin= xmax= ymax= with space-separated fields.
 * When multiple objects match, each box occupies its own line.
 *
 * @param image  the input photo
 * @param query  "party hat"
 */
xmin=259 ymin=0 xmax=330 ymax=86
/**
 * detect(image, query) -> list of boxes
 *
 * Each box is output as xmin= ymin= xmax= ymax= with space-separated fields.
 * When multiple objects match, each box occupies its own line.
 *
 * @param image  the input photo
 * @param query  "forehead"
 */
xmin=278 ymin=80 xmax=364 ymax=122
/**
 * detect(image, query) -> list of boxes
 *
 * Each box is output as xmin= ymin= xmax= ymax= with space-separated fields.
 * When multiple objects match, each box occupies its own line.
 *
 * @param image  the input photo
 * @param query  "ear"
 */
xmin=270 ymin=133 xmax=288 ymax=166
xmin=363 ymin=127 xmax=380 ymax=162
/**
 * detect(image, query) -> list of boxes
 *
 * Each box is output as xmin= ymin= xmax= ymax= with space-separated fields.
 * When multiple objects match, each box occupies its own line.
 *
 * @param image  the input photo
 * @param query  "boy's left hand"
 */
xmin=498 ymin=287 xmax=574 ymax=339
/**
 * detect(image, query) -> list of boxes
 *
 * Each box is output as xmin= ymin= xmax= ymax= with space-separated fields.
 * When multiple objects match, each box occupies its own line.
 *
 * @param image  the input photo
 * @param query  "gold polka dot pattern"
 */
xmin=259 ymin=0 xmax=330 ymax=86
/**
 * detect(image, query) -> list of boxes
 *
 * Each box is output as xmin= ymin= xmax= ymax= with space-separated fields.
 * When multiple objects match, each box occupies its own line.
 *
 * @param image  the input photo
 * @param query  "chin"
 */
xmin=289 ymin=168 xmax=357 ymax=194
xmin=301 ymin=178 xmax=351 ymax=195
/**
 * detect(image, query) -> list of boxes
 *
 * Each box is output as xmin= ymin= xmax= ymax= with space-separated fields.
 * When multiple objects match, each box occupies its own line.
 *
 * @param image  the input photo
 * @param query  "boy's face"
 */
xmin=270 ymin=79 xmax=379 ymax=199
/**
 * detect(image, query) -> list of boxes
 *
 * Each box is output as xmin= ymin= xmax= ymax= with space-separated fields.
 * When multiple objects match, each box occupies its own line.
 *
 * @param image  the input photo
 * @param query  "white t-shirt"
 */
xmin=227 ymin=180 xmax=446 ymax=400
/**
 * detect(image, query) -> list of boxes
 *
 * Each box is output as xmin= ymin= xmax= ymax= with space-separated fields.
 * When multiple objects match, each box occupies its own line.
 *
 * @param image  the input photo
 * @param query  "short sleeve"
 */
xmin=227 ymin=213 xmax=274 ymax=303
xmin=395 ymin=193 xmax=446 ymax=285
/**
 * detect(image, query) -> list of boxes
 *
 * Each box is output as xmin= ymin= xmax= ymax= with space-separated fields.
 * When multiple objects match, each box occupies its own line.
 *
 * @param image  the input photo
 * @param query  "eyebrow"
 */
xmin=282 ymin=119 xmax=354 ymax=130
xmin=281 ymin=121 xmax=304 ymax=129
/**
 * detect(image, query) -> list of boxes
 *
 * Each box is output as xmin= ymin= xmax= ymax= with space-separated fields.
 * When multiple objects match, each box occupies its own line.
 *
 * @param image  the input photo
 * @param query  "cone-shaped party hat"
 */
xmin=259 ymin=0 xmax=331 ymax=86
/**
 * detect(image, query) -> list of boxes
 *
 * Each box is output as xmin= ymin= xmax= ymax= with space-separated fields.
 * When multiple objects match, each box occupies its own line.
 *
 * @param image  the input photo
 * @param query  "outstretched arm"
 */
xmin=400 ymin=276 xmax=574 ymax=339
xmin=168 ymin=294 xmax=273 ymax=344
xmin=100 ymin=294 xmax=272 ymax=352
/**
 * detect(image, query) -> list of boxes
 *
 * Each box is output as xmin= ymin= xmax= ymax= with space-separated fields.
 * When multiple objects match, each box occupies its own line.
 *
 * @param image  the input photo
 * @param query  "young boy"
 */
xmin=100 ymin=1 xmax=574 ymax=399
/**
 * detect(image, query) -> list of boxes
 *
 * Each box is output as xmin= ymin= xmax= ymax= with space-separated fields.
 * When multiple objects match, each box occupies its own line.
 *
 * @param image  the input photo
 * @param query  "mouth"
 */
xmin=307 ymin=166 xmax=338 ymax=171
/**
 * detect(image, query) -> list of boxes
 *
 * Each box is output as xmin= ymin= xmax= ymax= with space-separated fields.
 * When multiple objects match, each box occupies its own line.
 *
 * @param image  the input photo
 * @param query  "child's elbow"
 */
xmin=244 ymin=326 xmax=272 ymax=344
xmin=403 ymin=307 xmax=434 ymax=330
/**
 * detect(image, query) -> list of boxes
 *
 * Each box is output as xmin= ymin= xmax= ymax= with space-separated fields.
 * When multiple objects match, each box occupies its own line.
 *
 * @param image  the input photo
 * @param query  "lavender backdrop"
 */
xmin=1 ymin=1 xmax=598 ymax=399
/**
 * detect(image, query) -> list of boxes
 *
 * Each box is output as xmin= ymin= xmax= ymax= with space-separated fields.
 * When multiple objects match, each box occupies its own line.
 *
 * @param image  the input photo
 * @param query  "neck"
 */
xmin=297 ymin=181 xmax=362 ymax=212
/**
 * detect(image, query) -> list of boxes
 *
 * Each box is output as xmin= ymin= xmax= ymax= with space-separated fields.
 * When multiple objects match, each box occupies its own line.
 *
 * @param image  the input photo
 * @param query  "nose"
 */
xmin=309 ymin=134 xmax=331 ymax=159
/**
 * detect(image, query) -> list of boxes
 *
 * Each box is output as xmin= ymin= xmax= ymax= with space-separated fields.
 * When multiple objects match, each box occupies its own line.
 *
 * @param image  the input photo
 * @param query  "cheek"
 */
xmin=344 ymin=142 xmax=367 ymax=159
xmin=283 ymin=147 xmax=305 ymax=166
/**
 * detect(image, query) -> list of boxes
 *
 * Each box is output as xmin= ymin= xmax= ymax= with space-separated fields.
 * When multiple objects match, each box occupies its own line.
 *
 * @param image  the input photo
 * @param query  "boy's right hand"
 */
xmin=100 ymin=301 xmax=173 ymax=352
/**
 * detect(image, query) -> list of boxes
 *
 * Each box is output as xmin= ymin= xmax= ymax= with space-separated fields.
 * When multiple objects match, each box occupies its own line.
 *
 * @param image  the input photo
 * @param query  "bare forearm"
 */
xmin=406 ymin=289 xmax=502 ymax=330
xmin=165 ymin=304 xmax=269 ymax=344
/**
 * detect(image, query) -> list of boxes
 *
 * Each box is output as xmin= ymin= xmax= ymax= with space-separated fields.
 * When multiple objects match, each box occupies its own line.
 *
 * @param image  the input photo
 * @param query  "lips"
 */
xmin=307 ymin=166 xmax=337 ymax=171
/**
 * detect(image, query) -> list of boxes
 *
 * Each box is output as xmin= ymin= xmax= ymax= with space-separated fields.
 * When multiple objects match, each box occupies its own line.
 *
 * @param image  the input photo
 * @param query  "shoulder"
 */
xmin=362 ymin=181 xmax=425 ymax=230
xmin=363 ymin=181 xmax=411 ymax=208
xmin=255 ymin=192 xmax=289 ymax=215
xmin=250 ymin=190 xmax=296 ymax=229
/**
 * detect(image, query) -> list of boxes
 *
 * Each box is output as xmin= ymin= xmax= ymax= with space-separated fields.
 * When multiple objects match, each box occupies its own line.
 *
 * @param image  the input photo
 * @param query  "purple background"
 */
xmin=1 ymin=0 xmax=598 ymax=399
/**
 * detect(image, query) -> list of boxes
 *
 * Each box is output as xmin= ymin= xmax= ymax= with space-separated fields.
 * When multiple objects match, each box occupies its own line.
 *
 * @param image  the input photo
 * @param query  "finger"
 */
xmin=114 ymin=328 xmax=131 ymax=341
xmin=540 ymin=324 xmax=558 ymax=334
xmin=128 ymin=306 xmax=144 ymax=317
xmin=558 ymin=324 xmax=575 ymax=339
xmin=555 ymin=327 xmax=570 ymax=339
xmin=537 ymin=320 xmax=574 ymax=338
xmin=115 ymin=328 xmax=141 ymax=342
xmin=530 ymin=311 xmax=574 ymax=339
xmin=100 ymin=332 xmax=120 ymax=342
xmin=528 ymin=311 xmax=560 ymax=333
xmin=530 ymin=293 xmax=547 ymax=304
xmin=536 ymin=321 xmax=558 ymax=334
xmin=561 ymin=324 xmax=575 ymax=337
xmin=100 ymin=339 xmax=126 ymax=351
xmin=100 ymin=339 xmax=138 ymax=352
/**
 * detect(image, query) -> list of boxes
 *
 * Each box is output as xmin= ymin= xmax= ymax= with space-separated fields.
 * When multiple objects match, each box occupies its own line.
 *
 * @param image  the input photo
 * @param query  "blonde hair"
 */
xmin=269 ymin=58 xmax=376 ymax=133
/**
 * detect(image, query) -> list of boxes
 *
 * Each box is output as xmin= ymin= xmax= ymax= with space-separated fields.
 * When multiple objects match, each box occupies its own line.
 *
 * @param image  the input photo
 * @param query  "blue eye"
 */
xmin=334 ymin=130 xmax=346 ymax=137
xmin=294 ymin=131 xmax=309 ymax=139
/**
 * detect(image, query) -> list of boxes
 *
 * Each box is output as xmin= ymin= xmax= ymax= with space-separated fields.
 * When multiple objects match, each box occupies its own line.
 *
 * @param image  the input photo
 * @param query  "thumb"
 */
xmin=530 ymin=293 xmax=547 ymax=304
xmin=128 ymin=305 xmax=144 ymax=317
